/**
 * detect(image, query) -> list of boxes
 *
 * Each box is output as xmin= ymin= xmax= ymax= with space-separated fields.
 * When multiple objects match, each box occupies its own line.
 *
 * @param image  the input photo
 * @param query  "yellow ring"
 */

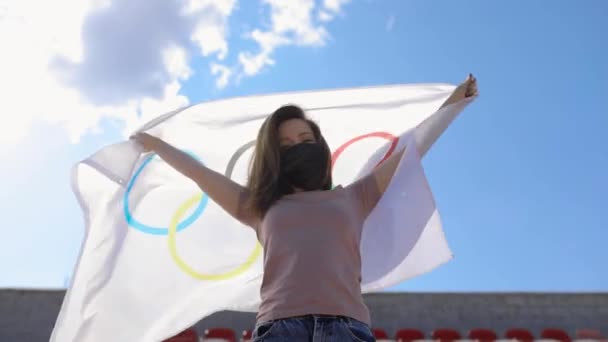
xmin=168 ymin=193 xmax=262 ymax=280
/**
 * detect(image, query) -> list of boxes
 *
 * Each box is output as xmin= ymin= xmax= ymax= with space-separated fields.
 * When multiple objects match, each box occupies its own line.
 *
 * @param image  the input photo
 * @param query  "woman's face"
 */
xmin=277 ymin=118 xmax=316 ymax=149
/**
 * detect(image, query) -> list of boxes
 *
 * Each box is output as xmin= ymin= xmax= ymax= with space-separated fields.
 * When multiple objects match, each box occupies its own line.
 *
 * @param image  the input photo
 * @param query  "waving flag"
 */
xmin=52 ymin=84 xmax=473 ymax=342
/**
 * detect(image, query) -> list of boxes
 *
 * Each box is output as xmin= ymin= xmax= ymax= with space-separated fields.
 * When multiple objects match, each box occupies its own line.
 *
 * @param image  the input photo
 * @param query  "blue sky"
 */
xmin=1 ymin=0 xmax=607 ymax=291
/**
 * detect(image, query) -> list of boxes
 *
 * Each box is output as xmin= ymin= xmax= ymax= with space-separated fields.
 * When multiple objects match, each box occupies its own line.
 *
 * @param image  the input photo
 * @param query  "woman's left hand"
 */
xmin=456 ymin=73 xmax=479 ymax=99
xmin=440 ymin=74 xmax=479 ymax=108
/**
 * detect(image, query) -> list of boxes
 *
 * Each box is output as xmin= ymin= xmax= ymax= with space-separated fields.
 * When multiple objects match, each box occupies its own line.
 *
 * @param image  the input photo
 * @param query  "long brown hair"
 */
xmin=246 ymin=105 xmax=332 ymax=217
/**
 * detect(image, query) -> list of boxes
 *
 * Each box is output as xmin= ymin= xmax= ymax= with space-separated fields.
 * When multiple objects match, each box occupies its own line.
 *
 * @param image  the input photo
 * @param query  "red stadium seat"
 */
xmin=505 ymin=328 xmax=534 ymax=342
xmin=374 ymin=328 xmax=390 ymax=339
xmin=541 ymin=329 xmax=571 ymax=342
xmin=576 ymin=329 xmax=605 ymax=340
xmin=468 ymin=328 xmax=498 ymax=342
xmin=432 ymin=329 xmax=462 ymax=342
xmin=204 ymin=327 xmax=237 ymax=342
xmin=396 ymin=328 xmax=425 ymax=342
xmin=241 ymin=329 xmax=253 ymax=341
xmin=164 ymin=328 xmax=198 ymax=342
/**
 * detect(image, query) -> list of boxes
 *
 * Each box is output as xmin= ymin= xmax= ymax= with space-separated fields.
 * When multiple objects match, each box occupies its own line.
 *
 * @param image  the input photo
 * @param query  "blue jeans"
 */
xmin=252 ymin=315 xmax=375 ymax=342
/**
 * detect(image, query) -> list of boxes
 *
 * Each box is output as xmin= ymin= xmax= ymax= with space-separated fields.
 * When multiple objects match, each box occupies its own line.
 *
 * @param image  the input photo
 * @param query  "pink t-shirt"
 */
xmin=247 ymin=175 xmax=381 ymax=325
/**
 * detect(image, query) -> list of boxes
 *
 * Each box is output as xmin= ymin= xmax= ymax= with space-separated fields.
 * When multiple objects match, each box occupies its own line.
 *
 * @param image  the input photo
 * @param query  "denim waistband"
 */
xmin=256 ymin=314 xmax=362 ymax=325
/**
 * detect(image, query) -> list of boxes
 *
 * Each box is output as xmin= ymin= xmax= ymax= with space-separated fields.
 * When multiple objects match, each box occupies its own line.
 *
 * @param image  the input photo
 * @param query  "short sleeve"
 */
xmin=345 ymin=173 xmax=382 ymax=220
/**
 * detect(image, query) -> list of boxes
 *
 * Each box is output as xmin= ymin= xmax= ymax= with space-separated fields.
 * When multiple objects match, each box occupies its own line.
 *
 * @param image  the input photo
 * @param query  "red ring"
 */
xmin=331 ymin=132 xmax=399 ymax=169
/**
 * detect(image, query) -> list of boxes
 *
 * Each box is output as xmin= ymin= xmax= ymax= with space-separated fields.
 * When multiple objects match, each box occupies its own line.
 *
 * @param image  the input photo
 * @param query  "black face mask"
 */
xmin=280 ymin=142 xmax=330 ymax=191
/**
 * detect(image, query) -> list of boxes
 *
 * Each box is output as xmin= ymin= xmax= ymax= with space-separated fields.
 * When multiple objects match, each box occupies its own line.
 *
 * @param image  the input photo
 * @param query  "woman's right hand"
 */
xmin=130 ymin=132 xmax=160 ymax=152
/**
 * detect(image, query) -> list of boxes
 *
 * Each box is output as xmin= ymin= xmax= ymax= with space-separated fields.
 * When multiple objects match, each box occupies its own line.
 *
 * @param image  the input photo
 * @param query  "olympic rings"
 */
xmin=123 ymin=131 xmax=398 ymax=281
xmin=331 ymin=132 xmax=399 ymax=169
xmin=168 ymin=193 xmax=262 ymax=280
xmin=225 ymin=140 xmax=256 ymax=178
xmin=124 ymin=152 xmax=209 ymax=235
xmin=227 ymin=133 xmax=399 ymax=189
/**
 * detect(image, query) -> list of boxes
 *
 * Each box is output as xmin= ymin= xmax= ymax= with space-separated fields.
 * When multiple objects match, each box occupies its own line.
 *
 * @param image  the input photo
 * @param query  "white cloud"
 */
xmin=210 ymin=63 xmax=232 ymax=89
xmin=265 ymin=0 xmax=327 ymax=45
xmin=185 ymin=0 xmax=236 ymax=16
xmin=318 ymin=10 xmax=333 ymax=22
xmin=188 ymin=0 xmax=237 ymax=60
xmin=323 ymin=0 xmax=351 ymax=13
xmin=236 ymin=0 xmax=350 ymax=79
xmin=386 ymin=14 xmax=396 ymax=32
xmin=238 ymin=29 xmax=289 ymax=76
xmin=192 ymin=22 xmax=230 ymax=60
xmin=319 ymin=0 xmax=351 ymax=21
xmin=0 ymin=0 xmax=235 ymax=145
xmin=163 ymin=46 xmax=193 ymax=80
xmin=0 ymin=0 xmax=351 ymax=144
xmin=49 ymin=0 xmax=201 ymax=106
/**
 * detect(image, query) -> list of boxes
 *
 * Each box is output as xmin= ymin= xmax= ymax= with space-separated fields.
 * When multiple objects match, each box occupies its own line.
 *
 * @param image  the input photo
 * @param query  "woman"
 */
xmin=132 ymin=75 xmax=478 ymax=341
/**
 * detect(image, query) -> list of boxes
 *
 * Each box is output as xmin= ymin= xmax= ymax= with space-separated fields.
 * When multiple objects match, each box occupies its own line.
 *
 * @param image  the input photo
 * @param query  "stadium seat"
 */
xmin=505 ymin=328 xmax=534 ymax=342
xmin=374 ymin=328 xmax=391 ymax=339
xmin=396 ymin=328 xmax=425 ymax=342
xmin=241 ymin=329 xmax=253 ymax=342
xmin=576 ymin=329 xmax=605 ymax=340
xmin=432 ymin=329 xmax=462 ymax=342
xmin=163 ymin=328 xmax=198 ymax=342
xmin=468 ymin=328 xmax=498 ymax=342
xmin=541 ymin=328 xmax=571 ymax=342
xmin=203 ymin=327 xmax=237 ymax=342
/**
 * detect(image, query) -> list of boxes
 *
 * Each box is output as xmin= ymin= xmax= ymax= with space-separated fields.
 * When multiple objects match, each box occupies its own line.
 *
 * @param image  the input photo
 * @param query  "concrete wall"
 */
xmin=1 ymin=290 xmax=607 ymax=342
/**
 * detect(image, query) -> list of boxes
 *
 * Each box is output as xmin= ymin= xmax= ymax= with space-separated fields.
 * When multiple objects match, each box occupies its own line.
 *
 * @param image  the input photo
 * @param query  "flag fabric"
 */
xmin=52 ymin=84 xmax=473 ymax=342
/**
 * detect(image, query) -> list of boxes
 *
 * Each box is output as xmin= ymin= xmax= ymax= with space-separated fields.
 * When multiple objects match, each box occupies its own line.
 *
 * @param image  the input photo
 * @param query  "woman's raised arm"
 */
xmin=130 ymin=132 xmax=259 ymax=228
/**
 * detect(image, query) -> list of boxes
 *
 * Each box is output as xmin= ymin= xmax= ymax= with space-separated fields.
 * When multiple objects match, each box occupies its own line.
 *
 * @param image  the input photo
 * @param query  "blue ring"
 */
xmin=124 ymin=152 xmax=208 ymax=235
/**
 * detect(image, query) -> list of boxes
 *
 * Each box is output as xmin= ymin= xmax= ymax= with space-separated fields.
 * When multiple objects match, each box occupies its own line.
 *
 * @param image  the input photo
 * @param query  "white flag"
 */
xmin=52 ymin=84 xmax=473 ymax=342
